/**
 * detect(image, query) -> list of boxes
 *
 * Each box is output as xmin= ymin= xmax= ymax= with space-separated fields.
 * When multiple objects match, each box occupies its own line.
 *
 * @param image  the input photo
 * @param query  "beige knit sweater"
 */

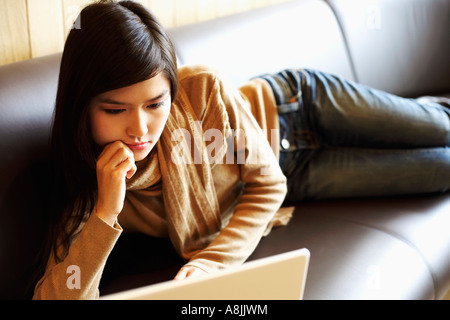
xmin=33 ymin=65 xmax=289 ymax=300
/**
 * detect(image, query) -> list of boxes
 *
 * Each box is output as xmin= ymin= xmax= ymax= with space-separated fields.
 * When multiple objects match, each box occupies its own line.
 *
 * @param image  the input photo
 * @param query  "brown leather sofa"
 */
xmin=0 ymin=0 xmax=449 ymax=299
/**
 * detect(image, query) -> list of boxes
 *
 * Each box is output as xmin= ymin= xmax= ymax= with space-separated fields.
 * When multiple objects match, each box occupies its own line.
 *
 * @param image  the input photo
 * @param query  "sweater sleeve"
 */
xmin=184 ymin=70 xmax=288 ymax=272
xmin=33 ymin=213 xmax=122 ymax=300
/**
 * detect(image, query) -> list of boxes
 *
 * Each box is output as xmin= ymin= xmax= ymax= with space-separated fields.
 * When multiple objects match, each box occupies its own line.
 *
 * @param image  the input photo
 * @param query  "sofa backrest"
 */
xmin=169 ymin=0 xmax=355 ymax=86
xmin=0 ymin=53 xmax=60 ymax=299
xmin=327 ymin=0 xmax=450 ymax=97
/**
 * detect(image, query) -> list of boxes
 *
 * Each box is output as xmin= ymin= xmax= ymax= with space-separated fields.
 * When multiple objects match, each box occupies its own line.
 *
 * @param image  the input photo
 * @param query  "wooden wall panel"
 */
xmin=0 ymin=0 xmax=30 ymax=64
xmin=175 ymin=0 xmax=197 ymax=26
xmin=197 ymin=0 xmax=217 ymax=22
xmin=149 ymin=0 xmax=175 ymax=27
xmin=0 ymin=0 xmax=293 ymax=66
xmin=27 ymin=0 xmax=65 ymax=58
xmin=61 ymin=0 xmax=93 ymax=38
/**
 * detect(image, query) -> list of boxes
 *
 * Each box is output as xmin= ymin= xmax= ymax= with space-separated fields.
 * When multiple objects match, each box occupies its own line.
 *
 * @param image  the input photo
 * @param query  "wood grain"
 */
xmin=0 ymin=0 xmax=292 ymax=66
xmin=0 ymin=0 xmax=30 ymax=64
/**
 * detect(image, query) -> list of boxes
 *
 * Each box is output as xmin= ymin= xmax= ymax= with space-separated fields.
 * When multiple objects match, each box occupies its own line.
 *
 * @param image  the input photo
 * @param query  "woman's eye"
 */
xmin=147 ymin=101 xmax=164 ymax=109
xmin=103 ymin=109 xmax=125 ymax=115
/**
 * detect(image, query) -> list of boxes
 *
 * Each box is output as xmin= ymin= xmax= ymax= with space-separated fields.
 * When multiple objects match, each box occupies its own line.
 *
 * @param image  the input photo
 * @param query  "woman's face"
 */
xmin=89 ymin=72 xmax=171 ymax=162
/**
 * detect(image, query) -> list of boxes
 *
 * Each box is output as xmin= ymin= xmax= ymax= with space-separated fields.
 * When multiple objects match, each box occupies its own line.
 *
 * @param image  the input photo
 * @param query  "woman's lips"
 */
xmin=127 ymin=142 xmax=150 ymax=151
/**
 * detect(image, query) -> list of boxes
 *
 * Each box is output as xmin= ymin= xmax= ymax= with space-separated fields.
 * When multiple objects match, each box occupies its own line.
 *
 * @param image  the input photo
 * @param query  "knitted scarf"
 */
xmin=126 ymin=86 xmax=231 ymax=259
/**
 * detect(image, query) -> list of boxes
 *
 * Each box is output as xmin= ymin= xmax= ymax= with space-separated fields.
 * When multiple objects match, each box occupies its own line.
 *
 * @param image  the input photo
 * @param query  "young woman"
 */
xmin=33 ymin=1 xmax=450 ymax=299
xmin=33 ymin=0 xmax=288 ymax=299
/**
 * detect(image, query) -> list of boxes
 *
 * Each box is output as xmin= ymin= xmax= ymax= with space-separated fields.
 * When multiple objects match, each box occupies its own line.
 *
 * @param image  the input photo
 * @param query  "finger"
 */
xmin=98 ymin=141 xmax=133 ymax=164
xmin=174 ymin=268 xmax=188 ymax=281
xmin=107 ymin=145 xmax=135 ymax=169
xmin=97 ymin=148 xmax=135 ymax=184
xmin=174 ymin=266 xmax=206 ymax=281
xmin=126 ymin=163 xmax=137 ymax=179
xmin=116 ymin=156 xmax=136 ymax=180
xmin=98 ymin=140 xmax=122 ymax=158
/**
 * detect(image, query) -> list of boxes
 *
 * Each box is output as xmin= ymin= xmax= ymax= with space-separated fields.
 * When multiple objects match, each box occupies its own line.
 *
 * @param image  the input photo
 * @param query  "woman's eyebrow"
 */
xmin=99 ymin=89 xmax=170 ymax=105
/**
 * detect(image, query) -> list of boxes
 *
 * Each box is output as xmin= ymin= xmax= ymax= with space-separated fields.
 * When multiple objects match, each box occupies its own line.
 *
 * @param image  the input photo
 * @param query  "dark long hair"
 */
xmin=46 ymin=0 xmax=178 ymax=264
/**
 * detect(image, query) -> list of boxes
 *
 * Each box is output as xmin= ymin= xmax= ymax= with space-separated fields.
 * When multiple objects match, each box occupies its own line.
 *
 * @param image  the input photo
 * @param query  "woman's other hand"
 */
xmin=174 ymin=266 xmax=207 ymax=281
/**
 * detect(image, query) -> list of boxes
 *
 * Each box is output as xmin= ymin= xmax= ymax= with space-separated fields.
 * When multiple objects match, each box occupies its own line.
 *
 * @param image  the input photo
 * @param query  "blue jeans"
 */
xmin=259 ymin=69 xmax=450 ymax=202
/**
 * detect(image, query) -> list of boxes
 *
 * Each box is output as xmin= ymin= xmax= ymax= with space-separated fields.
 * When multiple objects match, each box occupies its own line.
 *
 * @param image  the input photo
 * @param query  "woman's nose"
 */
xmin=127 ymin=109 xmax=148 ymax=138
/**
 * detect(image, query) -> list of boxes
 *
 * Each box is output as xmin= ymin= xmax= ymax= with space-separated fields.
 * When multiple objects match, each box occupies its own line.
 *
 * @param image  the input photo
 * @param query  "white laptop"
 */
xmin=101 ymin=248 xmax=310 ymax=300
